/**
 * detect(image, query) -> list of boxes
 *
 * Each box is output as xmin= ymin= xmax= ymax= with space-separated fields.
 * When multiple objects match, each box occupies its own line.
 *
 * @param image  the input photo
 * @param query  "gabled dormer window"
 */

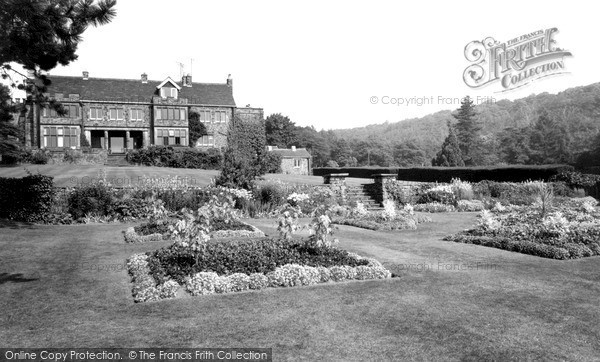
xmin=156 ymin=77 xmax=181 ymax=99
xmin=160 ymin=87 xmax=177 ymax=99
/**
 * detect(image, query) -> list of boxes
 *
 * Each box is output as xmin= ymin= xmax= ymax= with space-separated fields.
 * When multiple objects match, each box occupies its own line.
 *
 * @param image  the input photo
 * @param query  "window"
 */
xmin=198 ymin=110 xmax=211 ymax=123
xmin=156 ymin=107 xmax=186 ymax=120
xmin=130 ymin=109 xmax=143 ymax=121
xmin=294 ymin=158 xmax=301 ymax=168
xmin=42 ymin=126 xmax=79 ymax=149
xmin=89 ymin=107 xmax=103 ymax=120
xmin=160 ymin=87 xmax=177 ymax=99
xmin=109 ymin=108 xmax=123 ymax=120
xmin=198 ymin=134 xmax=214 ymax=147
xmin=155 ymin=128 xmax=186 ymax=146
xmin=215 ymin=110 xmax=228 ymax=123
xmin=43 ymin=104 xmax=80 ymax=118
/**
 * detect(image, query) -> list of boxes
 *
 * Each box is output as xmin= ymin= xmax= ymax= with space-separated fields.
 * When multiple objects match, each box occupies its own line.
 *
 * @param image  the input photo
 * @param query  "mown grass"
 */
xmin=0 ymin=164 xmax=365 ymax=187
xmin=2 ymin=213 xmax=600 ymax=360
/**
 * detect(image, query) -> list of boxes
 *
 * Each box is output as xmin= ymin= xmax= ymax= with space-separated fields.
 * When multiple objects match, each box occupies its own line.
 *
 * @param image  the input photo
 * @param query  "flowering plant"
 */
xmin=308 ymin=214 xmax=338 ymax=248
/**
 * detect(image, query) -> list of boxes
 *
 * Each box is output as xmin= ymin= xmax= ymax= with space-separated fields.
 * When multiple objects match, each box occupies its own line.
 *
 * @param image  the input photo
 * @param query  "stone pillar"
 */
xmin=104 ymin=130 xmax=109 ymax=150
xmin=125 ymin=130 xmax=130 ymax=150
xmin=324 ymin=173 xmax=349 ymax=204
xmin=372 ymin=173 xmax=397 ymax=205
xmin=142 ymin=130 xmax=149 ymax=148
xmin=84 ymin=131 xmax=91 ymax=147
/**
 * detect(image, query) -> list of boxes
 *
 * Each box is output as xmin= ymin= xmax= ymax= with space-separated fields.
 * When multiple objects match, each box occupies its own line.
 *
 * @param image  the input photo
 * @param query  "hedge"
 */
xmin=126 ymin=146 xmax=222 ymax=169
xmin=313 ymin=167 xmax=401 ymax=178
xmin=0 ymin=174 xmax=55 ymax=222
xmin=314 ymin=165 xmax=574 ymax=183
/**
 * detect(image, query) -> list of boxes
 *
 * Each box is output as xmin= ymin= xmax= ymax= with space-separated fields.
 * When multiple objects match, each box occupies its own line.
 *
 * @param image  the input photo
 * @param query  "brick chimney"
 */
xmin=182 ymin=74 xmax=192 ymax=87
xmin=82 ymin=71 xmax=89 ymax=80
xmin=141 ymin=73 xmax=148 ymax=84
xmin=226 ymin=74 xmax=233 ymax=88
xmin=291 ymin=146 xmax=296 ymax=152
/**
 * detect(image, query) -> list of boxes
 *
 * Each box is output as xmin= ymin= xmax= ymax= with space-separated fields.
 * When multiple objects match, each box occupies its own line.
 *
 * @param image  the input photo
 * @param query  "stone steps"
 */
xmin=104 ymin=154 xmax=129 ymax=166
xmin=345 ymin=185 xmax=383 ymax=210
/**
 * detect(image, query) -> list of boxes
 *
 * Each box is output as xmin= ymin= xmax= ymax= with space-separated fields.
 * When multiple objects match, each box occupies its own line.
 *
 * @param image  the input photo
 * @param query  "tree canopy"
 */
xmin=0 ymin=0 xmax=117 ymax=102
xmin=0 ymin=0 xmax=116 ymax=157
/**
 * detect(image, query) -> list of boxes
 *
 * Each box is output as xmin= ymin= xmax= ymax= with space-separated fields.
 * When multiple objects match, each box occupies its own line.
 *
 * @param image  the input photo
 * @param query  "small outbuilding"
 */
xmin=267 ymin=146 xmax=312 ymax=175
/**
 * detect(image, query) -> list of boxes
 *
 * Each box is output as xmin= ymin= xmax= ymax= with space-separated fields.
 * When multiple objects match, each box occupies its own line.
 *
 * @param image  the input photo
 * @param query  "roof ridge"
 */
xmin=47 ymin=74 xmax=228 ymax=86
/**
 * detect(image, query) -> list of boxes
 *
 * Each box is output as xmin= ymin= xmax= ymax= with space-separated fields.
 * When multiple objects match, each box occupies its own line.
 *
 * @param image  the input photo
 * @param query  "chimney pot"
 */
xmin=182 ymin=74 xmax=192 ymax=87
xmin=226 ymin=74 xmax=233 ymax=87
xmin=82 ymin=71 xmax=89 ymax=80
xmin=292 ymin=146 xmax=296 ymax=152
xmin=141 ymin=73 xmax=148 ymax=83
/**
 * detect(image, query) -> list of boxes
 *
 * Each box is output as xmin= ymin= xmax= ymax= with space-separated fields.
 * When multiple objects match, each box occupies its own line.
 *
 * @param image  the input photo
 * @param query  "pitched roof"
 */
xmin=269 ymin=147 xmax=311 ymax=158
xmin=44 ymin=75 xmax=236 ymax=106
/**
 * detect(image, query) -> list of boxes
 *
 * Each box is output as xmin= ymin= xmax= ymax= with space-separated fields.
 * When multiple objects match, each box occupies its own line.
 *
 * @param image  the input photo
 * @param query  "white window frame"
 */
xmin=198 ymin=134 xmax=214 ymax=147
xmin=130 ymin=109 xmax=143 ymax=121
xmin=294 ymin=158 xmax=301 ymax=168
xmin=41 ymin=126 xmax=80 ymax=149
xmin=109 ymin=108 xmax=124 ymax=121
xmin=160 ymin=87 xmax=178 ymax=99
xmin=89 ymin=107 xmax=103 ymax=121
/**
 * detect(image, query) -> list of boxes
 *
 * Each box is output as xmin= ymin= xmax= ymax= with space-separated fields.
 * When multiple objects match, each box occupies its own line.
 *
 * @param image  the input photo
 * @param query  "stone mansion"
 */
xmin=18 ymin=72 xmax=263 ymax=153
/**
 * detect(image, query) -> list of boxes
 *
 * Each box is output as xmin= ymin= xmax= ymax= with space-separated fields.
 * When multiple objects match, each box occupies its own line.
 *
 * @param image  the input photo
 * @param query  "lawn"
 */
xmin=2 ymin=213 xmax=599 ymax=360
xmin=0 ymin=164 xmax=366 ymax=187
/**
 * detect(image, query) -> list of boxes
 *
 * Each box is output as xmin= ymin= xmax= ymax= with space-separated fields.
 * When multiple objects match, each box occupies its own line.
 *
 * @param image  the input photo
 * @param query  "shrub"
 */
xmin=67 ymin=182 xmax=114 ymax=219
xmin=258 ymin=181 xmax=288 ymax=206
xmin=264 ymin=152 xmax=283 ymax=173
xmin=456 ymin=200 xmax=485 ymax=212
xmin=450 ymin=178 xmax=474 ymax=200
xmin=29 ymin=149 xmax=51 ymax=164
xmin=418 ymin=184 xmax=456 ymax=204
xmin=124 ymin=227 xmax=164 ymax=243
xmin=550 ymin=171 xmax=600 ymax=188
xmin=413 ymin=202 xmax=456 ymax=213
xmin=0 ymin=174 xmax=55 ymax=222
xmin=63 ymin=149 xmax=84 ymax=164
xmin=126 ymin=146 xmax=222 ymax=169
xmin=248 ymin=273 xmax=269 ymax=290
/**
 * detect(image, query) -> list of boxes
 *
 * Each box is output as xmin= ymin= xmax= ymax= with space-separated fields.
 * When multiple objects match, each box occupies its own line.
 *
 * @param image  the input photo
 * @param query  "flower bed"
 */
xmin=211 ymin=223 xmax=265 ymax=239
xmin=444 ymin=199 xmax=600 ymax=259
xmin=413 ymin=202 xmax=456 ymax=213
xmin=126 ymin=239 xmax=391 ymax=302
xmin=126 ymin=254 xmax=180 ymax=302
xmin=332 ymin=201 xmax=432 ymax=230
xmin=124 ymin=227 xmax=165 ymax=244
xmin=124 ymin=218 xmax=264 ymax=243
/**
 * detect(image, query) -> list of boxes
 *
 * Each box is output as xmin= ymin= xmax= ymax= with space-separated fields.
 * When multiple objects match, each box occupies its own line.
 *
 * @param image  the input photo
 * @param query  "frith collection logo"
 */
xmin=463 ymin=28 xmax=572 ymax=91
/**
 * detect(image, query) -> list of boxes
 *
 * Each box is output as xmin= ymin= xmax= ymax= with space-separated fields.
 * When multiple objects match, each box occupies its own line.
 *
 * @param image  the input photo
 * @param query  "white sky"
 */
xmin=8 ymin=0 xmax=600 ymax=130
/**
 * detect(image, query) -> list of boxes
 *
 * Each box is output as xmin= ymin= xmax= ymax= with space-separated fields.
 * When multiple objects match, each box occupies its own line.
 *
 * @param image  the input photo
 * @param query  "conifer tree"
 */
xmin=454 ymin=96 xmax=480 ymax=165
xmin=432 ymin=121 xmax=465 ymax=166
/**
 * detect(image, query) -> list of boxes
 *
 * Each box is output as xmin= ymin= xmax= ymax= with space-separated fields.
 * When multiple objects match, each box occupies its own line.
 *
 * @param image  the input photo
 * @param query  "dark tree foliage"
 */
xmin=188 ymin=111 xmax=207 ymax=147
xmin=295 ymin=125 xmax=330 ymax=167
xmin=265 ymin=113 xmax=298 ymax=148
xmin=0 ymin=0 xmax=117 ymax=122
xmin=453 ymin=96 xmax=480 ymax=165
xmin=393 ymin=141 xmax=429 ymax=167
xmin=528 ymin=112 xmax=572 ymax=164
xmin=0 ymin=85 xmax=22 ymax=158
xmin=215 ymin=117 xmax=268 ymax=189
xmin=432 ymin=122 xmax=464 ymax=167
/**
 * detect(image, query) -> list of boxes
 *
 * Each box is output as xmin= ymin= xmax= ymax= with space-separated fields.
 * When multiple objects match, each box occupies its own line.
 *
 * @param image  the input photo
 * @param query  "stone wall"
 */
xmin=235 ymin=107 xmax=264 ymax=123
xmin=189 ymin=106 xmax=233 ymax=149
xmin=83 ymin=103 xmax=152 ymax=128
xmin=280 ymin=157 xmax=310 ymax=175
